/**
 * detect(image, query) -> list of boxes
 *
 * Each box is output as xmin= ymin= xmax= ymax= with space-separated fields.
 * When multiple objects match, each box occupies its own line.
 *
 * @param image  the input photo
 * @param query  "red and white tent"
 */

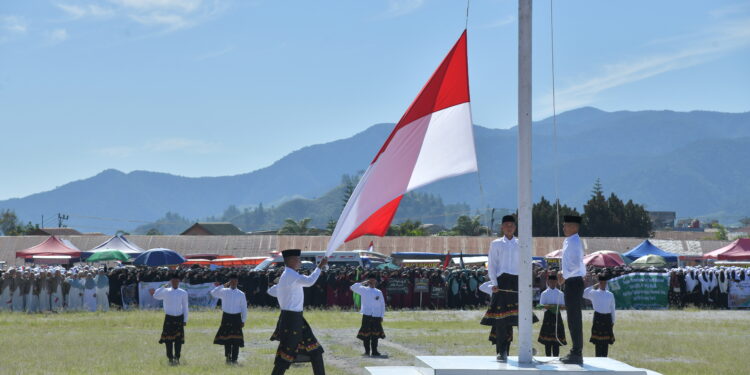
xmin=703 ymin=239 xmax=750 ymax=261
xmin=327 ymin=31 xmax=477 ymax=255
xmin=15 ymin=236 xmax=82 ymax=260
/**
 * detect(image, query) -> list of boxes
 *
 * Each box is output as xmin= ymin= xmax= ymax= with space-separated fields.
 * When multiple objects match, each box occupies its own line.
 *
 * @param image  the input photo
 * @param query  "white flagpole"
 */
xmin=517 ymin=0 xmax=533 ymax=364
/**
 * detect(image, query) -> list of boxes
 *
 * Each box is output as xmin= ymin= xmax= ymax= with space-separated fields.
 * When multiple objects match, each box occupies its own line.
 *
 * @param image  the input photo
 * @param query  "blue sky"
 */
xmin=1 ymin=0 xmax=748 ymax=201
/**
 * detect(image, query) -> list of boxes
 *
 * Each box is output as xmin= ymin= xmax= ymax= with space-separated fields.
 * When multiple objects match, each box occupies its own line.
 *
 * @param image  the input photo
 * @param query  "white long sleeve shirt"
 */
xmin=583 ymin=286 xmax=616 ymax=324
xmin=267 ymin=267 xmax=321 ymax=312
xmin=561 ymin=234 xmax=585 ymax=279
xmin=478 ymin=281 xmax=493 ymax=296
xmin=539 ymin=287 xmax=565 ymax=306
xmin=350 ymin=283 xmax=385 ymax=318
xmin=488 ymin=235 xmax=519 ymax=283
xmin=152 ymin=286 xmax=189 ymax=323
xmin=211 ymin=286 xmax=248 ymax=323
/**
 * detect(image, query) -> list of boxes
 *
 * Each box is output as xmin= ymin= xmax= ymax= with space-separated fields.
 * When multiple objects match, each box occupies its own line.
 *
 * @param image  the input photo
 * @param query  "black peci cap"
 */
xmin=563 ymin=215 xmax=582 ymax=224
xmin=502 ymin=215 xmax=516 ymax=223
xmin=281 ymin=249 xmax=302 ymax=258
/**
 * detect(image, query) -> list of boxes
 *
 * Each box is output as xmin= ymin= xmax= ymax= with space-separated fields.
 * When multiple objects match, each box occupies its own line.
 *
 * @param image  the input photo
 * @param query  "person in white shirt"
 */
xmin=266 ymin=249 xmax=328 ymax=375
xmin=482 ymin=215 xmax=521 ymax=361
xmin=150 ymin=273 xmax=189 ymax=366
xmin=478 ymin=280 xmax=513 ymax=350
xmin=537 ymin=272 xmax=567 ymax=357
xmin=350 ymin=273 xmax=386 ymax=357
xmin=558 ymin=215 xmax=585 ymax=365
xmin=584 ymin=273 xmax=616 ymax=358
xmin=211 ymin=273 xmax=248 ymax=365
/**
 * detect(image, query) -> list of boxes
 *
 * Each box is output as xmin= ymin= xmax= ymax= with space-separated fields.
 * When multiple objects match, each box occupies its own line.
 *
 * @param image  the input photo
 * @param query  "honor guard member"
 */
xmin=483 ymin=215 xmax=521 ymax=361
xmin=479 ymin=280 xmax=512 ymax=351
xmin=267 ymin=249 xmax=328 ymax=375
xmin=150 ymin=272 xmax=188 ymax=365
xmin=211 ymin=273 xmax=248 ymax=364
xmin=584 ymin=274 xmax=616 ymax=357
xmin=350 ymin=273 xmax=386 ymax=357
xmin=558 ymin=215 xmax=585 ymax=365
xmin=537 ymin=272 xmax=567 ymax=357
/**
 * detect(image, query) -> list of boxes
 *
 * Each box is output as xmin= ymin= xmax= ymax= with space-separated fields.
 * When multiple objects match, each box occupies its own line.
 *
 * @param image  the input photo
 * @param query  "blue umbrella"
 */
xmin=133 ymin=248 xmax=187 ymax=266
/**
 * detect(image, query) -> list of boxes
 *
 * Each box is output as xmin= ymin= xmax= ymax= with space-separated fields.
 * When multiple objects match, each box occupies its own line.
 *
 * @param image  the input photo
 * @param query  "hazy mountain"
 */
xmin=1 ymin=107 xmax=748 ymax=233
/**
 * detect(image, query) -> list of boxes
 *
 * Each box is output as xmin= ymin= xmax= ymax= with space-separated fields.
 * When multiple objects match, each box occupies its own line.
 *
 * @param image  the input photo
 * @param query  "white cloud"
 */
xmin=537 ymin=18 xmax=750 ymax=117
xmin=54 ymin=0 xmax=228 ymax=33
xmin=48 ymin=28 xmax=69 ymax=43
xmin=1 ymin=15 xmax=28 ymax=33
xmin=146 ymin=138 xmax=222 ymax=154
xmin=484 ymin=14 xmax=513 ymax=29
xmin=56 ymin=3 xmax=114 ymax=19
xmin=384 ymin=0 xmax=425 ymax=18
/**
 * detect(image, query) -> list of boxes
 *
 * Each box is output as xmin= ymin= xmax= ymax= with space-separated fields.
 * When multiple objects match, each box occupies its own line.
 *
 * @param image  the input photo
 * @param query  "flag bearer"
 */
xmin=558 ymin=215 xmax=585 ymax=365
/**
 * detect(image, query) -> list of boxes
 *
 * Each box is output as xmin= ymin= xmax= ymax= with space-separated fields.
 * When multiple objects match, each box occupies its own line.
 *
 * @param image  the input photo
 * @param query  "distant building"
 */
xmin=27 ymin=227 xmax=83 ymax=236
xmin=648 ymin=211 xmax=676 ymax=229
xmin=180 ymin=222 xmax=246 ymax=236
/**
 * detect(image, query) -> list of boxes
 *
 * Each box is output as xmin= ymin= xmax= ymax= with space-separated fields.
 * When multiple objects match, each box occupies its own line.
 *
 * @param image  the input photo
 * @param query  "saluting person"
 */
xmin=558 ymin=215 xmax=585 ymax=365
xmin=350 ymin=273 xmax=386 ymax=357
xmin=584 ymin=274 xmax=616 ymax=357
xmin=211 ymin=273 xmax=248 ymax=364
xmin=267 ymin=249 xmax=328 ymax=375
xmin=151 ymin=273 xmax=189 ymax=366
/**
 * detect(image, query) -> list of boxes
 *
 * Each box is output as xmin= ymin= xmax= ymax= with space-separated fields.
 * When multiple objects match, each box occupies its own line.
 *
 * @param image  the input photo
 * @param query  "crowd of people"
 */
xmin=0 ymin=261 xmax=747 ymax=314
xmin=0 ymin=267 xmax=110 ymax=312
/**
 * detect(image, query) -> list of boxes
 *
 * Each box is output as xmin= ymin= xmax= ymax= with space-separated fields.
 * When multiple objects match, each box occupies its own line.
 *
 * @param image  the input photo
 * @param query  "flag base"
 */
xmin=366 ymin=356 xmax=662 ymax=375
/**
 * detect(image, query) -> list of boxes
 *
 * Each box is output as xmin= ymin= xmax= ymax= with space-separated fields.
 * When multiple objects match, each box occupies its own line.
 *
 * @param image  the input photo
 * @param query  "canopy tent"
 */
xmin=83 ymin=235 xmax=144 ymax=259
xmin=631 ymin=254 xmax=668 ymax=269
xmin=703 ymin=239 xmax=750 ymax=261
xmin=15 ymin=236 xmax=82 ymax=261
xmin=30 ymin=255 xmax=73 ymax=265
xmin=584 ymin=250 xmax=625 ymax=268
xmin=623 ymin=240 xmax=678 ymax=263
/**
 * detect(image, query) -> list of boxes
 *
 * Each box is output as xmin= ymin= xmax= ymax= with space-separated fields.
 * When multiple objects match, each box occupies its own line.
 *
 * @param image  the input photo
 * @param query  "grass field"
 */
xmin=1 ymin=308 xmax=748 ymax=375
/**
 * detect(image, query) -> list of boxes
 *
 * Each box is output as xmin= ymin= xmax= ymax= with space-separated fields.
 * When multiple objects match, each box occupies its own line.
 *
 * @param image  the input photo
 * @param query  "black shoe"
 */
xmin=371 ymin=351 xmax=384 ymax=357
xmin=496 ymin=352 xmax=507 ymax=362
xmin=560 ymin=354 xmax=583 ymax=365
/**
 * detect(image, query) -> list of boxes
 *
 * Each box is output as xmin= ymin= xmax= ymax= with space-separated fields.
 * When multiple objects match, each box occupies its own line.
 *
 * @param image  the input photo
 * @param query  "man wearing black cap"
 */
xmin=150 ymin=273 xmax=188 ymax=365
xmin=211 ymin=273 xmax=248 ymax=364
xmin=350 ymin=273 xmax=386 ymax=357
xmin=584 ymin=274 xmax=616 ymax=357
xmin=559 ymin=215 xmax=585 ymax=365
xmin=267 ymin=249 xmax=328 ymax=375
xmin=482 ymin=215 xmax=520 ymax=361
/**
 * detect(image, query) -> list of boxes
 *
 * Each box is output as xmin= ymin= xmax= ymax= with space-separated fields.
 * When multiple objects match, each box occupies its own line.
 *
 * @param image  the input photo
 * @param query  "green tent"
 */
xmin=85 ymin=249 xmax=130 ymax=262
xmin=631 ymin=254 xmax=667 ymax=269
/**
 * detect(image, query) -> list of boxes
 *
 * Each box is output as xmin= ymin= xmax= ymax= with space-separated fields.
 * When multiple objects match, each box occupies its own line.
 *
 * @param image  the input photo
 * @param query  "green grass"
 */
xmin=1 ymin=308 xmax=748 ymax=375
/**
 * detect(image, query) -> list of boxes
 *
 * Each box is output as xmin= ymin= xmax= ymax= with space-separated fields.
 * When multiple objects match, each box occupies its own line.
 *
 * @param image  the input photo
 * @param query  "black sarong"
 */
xmin=480 ymin=274 xmax=538 ymax=326
xmin=488 ymin=325 xmax=512 ymax=345
xmin=537 ymin=309 xmax=567 ymax=345
xmin=589 ymin=312 xmax=615 ymax=345
xmin=270 ymin=310 xmax=324 ymax=365
xmin=214 ymin=312 xmax=244 ymax=346
xmin=356 ymin=315 xmax=385 ymax=340
xmin=158 ymin=314 xmax=185 ymax=344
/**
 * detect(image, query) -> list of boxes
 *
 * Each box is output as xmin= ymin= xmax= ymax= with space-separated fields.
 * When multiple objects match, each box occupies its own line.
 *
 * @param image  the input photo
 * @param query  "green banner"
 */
xmin=607 ymin=272 xmax=669 ymax=309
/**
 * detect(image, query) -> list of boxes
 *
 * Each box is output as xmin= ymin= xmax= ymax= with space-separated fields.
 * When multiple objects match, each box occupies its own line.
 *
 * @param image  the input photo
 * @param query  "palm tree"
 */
xmin=278 ymin=218 xmax=313 ymax=235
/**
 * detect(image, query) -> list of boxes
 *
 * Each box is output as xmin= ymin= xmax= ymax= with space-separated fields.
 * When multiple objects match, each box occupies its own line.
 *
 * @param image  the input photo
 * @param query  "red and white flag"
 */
xmin=367 ymin=241 xmax=374 ymax=253
xmin=327 ymin=31 xmax=477 ymax=255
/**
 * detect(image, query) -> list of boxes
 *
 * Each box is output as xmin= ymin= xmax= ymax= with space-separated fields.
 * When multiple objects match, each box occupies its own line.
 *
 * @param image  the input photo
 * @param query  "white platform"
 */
xmin=366 ymin=356 xmax=662 ymax=375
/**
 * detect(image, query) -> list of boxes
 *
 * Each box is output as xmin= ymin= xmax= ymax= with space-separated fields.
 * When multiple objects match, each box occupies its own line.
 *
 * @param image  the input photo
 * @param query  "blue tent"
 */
xmin=623 ymin=240 xmax=678 ymax=263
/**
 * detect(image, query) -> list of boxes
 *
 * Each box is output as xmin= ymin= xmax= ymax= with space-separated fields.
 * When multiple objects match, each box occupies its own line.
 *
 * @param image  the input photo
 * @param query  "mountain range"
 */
xmin=2 ymin=107 xmax=748 ymax=233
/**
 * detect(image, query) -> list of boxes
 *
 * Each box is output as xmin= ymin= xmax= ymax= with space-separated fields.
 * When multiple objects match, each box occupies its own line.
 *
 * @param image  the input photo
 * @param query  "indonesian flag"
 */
xmin=326 ymin=30 xmax=477 ymax=255
xmin=367 ymin=241 xmax=374 ymax=252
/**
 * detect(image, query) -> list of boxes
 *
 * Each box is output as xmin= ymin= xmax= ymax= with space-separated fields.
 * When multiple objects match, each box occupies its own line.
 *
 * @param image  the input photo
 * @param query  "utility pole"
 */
xmin=517 ymin=0 xmax=533 ymax=364
xmin=57 ymin=213 xmax=69 ymax=228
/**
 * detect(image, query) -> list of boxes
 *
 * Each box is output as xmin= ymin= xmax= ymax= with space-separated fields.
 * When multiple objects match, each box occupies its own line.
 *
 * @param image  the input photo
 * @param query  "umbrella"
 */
xmin=376 ymin=262 xmax=400 ymax=270
xmin=584 ymin=250 xmax=625 ymax=268
xmin=133 ymin=248 xmax=187 ymax=267
xmin=85 ymin=249 xmax=130 ymax=262
xmin=631 ymin=254 xmax=667 ymax=269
